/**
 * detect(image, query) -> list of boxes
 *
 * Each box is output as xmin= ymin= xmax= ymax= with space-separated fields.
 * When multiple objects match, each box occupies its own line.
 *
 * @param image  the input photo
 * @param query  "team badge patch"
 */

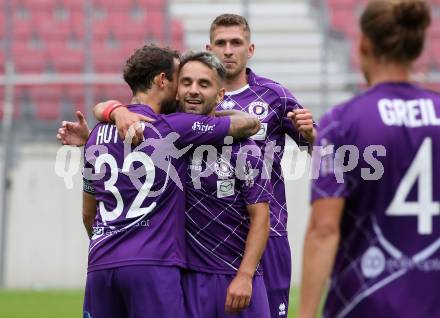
xmin=248 ymin=101 xmax=269 ymax=120
xmin=217 ymin=179 xmax=235 ymax=198
xmin=250 ymin=123 xmax=267 ymax=140
xmin=221 ymin=100 xmax=236 ymax=110
xmin=214 ymin=156 xmax=234 ymax=179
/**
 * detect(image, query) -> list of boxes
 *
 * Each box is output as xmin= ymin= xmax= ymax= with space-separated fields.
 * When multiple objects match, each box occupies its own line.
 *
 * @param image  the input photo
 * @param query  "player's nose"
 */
xmin=224 ymin=43 xmax=233 ymax=55
xmin=188 ymin=83 xmax=200 ymax=95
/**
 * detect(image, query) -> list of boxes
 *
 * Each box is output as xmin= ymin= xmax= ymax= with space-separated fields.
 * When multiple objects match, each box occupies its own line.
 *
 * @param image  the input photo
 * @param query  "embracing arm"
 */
xmin=216 ymin=110 xmax=261 ymax=139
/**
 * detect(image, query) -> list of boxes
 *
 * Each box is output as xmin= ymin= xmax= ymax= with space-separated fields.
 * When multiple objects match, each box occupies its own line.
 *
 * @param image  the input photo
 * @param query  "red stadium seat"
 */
xmin=92 ymin=42 xmax=126 ymax=73
xmin=12 ymin=14 xmax=34 ymax=40
xmin=431 ymin=41 xmax=440 ymax=69
xmin=171 ymin=19 xmax=184 ymax=52
xmin=28 ymin=85 xmax=63 ymax=120
xmin=94 ymin=84 xmax=131 ymax=105
xmin=13 ymin=42 xmax=49 ymax=73
xmin=47 ymin=42 xmax=84 ymax=73
xmin=136 ymin=0 xmax=165 ymax=10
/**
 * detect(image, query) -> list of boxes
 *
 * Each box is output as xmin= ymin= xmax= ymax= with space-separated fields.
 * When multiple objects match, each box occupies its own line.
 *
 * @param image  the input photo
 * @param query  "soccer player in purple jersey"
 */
xmin=58 ymin=16 xmax=317 ymax=317
xmin=177 ymin=51 xmax=271 ymax=317
xmin=299 ymin=1 xmax=438 ymax=318
xmin=79 ymin=45 xmax=261 ymax=318
xmin=206 ymin=14 xmax=316 ymax=318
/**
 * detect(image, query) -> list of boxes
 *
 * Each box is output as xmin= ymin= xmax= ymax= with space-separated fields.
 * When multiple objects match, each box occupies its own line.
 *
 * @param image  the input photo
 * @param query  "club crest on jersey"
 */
xmin=214 ymin=156 xmax=234 ymax=179
xmin=221 ymin=100 xmax=235 ymax=110
xmin=248 ymin=101 xmax=269 ymax=120
xmin=217 ymin=179 xmax=235 ymax=198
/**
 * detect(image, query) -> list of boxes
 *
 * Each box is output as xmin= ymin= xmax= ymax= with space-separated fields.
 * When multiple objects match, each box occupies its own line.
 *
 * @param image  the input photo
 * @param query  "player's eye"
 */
xmin=181 ymin=79 xmax=191 ymax=85
xmin=199 ymin=80 xmax=210 ymax=88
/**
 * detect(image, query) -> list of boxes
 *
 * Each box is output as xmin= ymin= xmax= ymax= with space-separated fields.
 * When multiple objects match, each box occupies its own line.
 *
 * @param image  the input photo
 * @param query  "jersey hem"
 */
xmin=87 ymin=259 xmax=187 ymax=272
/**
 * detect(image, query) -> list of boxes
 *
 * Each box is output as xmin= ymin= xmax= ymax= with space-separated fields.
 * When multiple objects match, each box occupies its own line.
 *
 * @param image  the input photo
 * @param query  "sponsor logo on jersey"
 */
xmin=250 ymin=123 xmax=267 ymax=140
xmin=248 ymin=101 xmax=269 ymax=120
xmin=221 ymin=100 xmax=236 ymax=110
xmin=192 ymin=121 xmax=216 ymax=133
xmin=361 ymin=246 xmax=385 ymax=278
xmin=214 ymin=156 xmax=234 ymax=179
xmin=278 ymin=303 xmax=286 ymax=316
xmin=217 ymin=179 xmax=235 ymax=198
xmin=92 ymin=227 xmax=104 ymax=240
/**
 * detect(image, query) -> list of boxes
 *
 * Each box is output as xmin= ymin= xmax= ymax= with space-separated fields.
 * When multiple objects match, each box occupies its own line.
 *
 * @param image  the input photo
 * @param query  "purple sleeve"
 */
xmin=235 ymin=142 xmax=272 ymax=205
xmin=164 ymin=113 xmax=230 ymax=147
xmin=311 ymin=109 xmax=351 ymax=203
xmin=279 ymin=91 xmax=314 ymax=147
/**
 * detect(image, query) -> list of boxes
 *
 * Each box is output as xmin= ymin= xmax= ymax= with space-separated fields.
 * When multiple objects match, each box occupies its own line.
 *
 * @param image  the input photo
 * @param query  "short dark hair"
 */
xmin=360 ymin=0 xmax=431 ymax=64
xmin=180 ymin=51 xmax=227 ymax=82
xmin=123 ymin=44 xmax=180 ymax=94
xmin=209 ymin=14 xmax=251 ymax=42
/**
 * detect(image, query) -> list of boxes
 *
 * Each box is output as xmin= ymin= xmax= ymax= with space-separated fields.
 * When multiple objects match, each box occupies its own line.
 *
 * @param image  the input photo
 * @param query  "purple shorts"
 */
xmin=261 ymin=236 xmax=292 ymax=318
xmin=182 ymin=270 xmax=270 ymax=318
xmin=83 ymin=265 xmax=185 ymax=318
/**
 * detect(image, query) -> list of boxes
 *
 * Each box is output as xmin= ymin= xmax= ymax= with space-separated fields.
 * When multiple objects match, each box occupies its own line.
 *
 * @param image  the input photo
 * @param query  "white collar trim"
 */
xmin=225 ymin=84 xmax=250 ymax=96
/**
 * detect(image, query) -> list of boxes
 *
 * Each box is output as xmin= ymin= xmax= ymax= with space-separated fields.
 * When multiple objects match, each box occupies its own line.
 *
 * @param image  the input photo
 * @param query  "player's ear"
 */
xmin=359 ymin=34 xmax=371 ymax=59
xmin=247 ymin=43 xmax=255 ymax=59
xmin=216 ymin=88 xmax=226 ymax=104
xmin=154 ymin=73 xmax=167 ymax=88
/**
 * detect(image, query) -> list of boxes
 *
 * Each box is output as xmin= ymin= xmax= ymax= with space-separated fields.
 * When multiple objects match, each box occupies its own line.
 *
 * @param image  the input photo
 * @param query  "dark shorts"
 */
xmin=83 ymin=265 xmax=185 ymax=318
xmin=182 ymin=270 xmax=270 ymax=318
xmin=261 ymin=236 xmax=292 ymax=318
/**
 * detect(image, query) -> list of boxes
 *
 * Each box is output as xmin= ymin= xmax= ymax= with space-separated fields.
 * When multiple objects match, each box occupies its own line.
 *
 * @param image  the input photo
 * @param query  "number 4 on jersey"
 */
xmin=386 ymin=137 xmax=440 ymax=235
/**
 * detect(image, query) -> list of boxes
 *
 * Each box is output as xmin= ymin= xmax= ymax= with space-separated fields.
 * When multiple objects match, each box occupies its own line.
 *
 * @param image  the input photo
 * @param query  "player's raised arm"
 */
xmin=56 ymin=110 xmax=91 ymax=146
xmin=216 ymin=109 xmax=261 ymax=139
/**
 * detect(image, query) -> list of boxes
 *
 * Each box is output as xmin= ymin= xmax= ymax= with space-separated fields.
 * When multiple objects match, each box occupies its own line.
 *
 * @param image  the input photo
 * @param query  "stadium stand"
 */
xmin=1 ymin=0 xmax=439 ymax=128
xmin=2 ymin=0 xmax=184 ymax=128
xmin=326 ymin=0 xmax=440 ymax=73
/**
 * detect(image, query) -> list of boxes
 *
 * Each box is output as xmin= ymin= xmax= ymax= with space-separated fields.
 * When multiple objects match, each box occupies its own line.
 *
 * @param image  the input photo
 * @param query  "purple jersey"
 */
xmin=217 ymin=68 xmax=310 ymax=237
xmin=312 ymin=83 xmax=440 ymax=317
xmin=185 ymin=138 xmax=272 ymax=275
xmin=83 ymin=104 xmax=230 ymax=272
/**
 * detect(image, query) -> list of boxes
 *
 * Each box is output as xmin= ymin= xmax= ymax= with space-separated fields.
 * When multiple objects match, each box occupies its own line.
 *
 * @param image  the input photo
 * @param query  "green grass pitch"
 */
xmin=0 ymin=288 xmax=300 ymax=317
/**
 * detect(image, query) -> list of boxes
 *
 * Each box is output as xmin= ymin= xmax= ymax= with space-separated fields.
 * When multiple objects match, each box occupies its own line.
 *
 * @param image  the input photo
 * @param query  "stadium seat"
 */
xmin=92 ymin=42 xmax=126 ymax=73
xmin=13 ymin=42 xmax=49 ymax=73
xmin=12 ymin=14 xmax=34 ymax=40
xmin=326 ymin=0 xmax=440 ymax=74
xmin=47 ymin=42 xmax=84 ymax=73
xmin=28 ymin=85 xmax=63 ymax=120
xmin=94 ymin=84 xmax=131 ymax=105
xmin=171 ymin=19 xmax=184 ymax=52
xmin=431 ymin=41 xmax=440 ymax=69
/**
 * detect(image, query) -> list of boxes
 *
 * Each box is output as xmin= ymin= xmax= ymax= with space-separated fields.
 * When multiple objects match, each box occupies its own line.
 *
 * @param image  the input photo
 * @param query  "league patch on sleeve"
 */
xmin=83 ymin=177 xmax=96 ymax=195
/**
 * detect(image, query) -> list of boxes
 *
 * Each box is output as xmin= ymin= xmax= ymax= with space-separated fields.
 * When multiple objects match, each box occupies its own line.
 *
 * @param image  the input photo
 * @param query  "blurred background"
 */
xmin=0 ymin=0 xmax=439 ymax=307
